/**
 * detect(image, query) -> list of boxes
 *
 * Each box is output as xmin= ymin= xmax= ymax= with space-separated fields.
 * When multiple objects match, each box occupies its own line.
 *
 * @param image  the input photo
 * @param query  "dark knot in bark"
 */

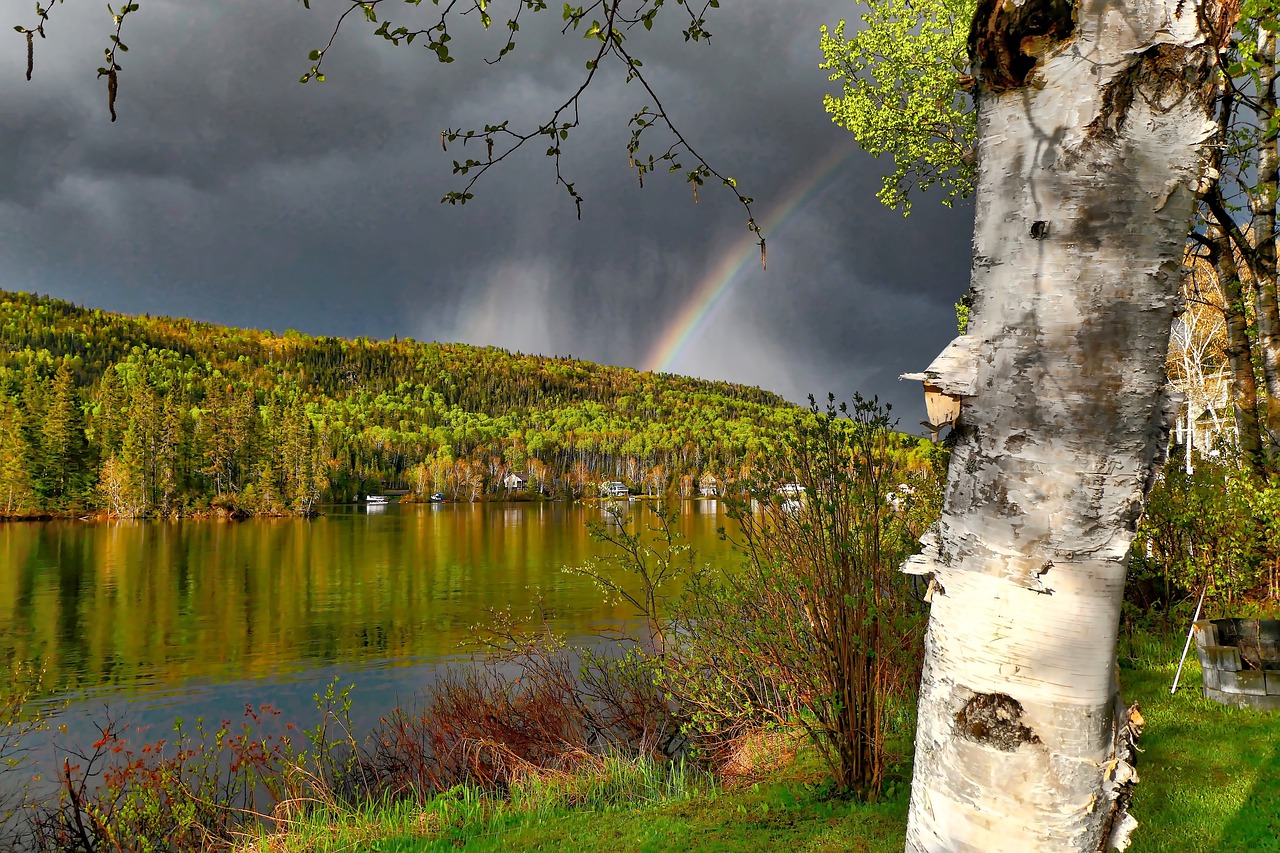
xmin=968 ymin=0 xmax=1077 ymax=93
xmin=955 ymin=692 xmax=1042 ymax=751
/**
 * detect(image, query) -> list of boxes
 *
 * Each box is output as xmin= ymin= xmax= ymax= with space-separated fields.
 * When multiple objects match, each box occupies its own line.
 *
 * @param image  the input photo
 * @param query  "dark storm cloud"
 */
xmin=0 ymin=0 xmax=971 ymax=423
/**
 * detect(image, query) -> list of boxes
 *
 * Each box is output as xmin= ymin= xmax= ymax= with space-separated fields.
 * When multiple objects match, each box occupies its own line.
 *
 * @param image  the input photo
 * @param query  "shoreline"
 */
xmin=0 ymin=493 xmax=722 ymax=524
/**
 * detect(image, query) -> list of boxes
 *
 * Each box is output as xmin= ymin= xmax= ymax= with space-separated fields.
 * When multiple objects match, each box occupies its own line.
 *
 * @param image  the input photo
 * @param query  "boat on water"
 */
xmin=366 ymin=495 xmax=390 ymax=505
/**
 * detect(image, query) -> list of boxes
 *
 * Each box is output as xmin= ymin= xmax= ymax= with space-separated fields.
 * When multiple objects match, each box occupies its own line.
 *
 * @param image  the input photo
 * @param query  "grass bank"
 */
xmin=239 ymin=632 xmax=1280 ymax=853
xmin=239 ymin=748 xmax=911 ymax=853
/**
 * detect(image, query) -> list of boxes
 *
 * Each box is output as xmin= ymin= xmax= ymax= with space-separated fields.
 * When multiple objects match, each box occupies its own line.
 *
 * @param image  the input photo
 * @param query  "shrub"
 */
xmin=662 ymin=395 xmax=932 ymax=799
xmin=1129 ymin=456 xmax=1280 ymax=612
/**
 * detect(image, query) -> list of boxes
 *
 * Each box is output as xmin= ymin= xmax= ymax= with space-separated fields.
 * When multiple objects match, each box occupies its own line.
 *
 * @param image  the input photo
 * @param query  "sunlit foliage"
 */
xmin=820 ymin=0 xmax=977 ymax=215
xmin=0 ymin=289 xmax=811 ymax=517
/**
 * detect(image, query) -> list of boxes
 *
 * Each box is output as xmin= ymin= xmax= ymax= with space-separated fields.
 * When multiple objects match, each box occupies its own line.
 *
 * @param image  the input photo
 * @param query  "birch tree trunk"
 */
xmin=1212 ymin=222 xmax=1265 ymax=470
xmin=902 ymin=0 xmax=1227 ymax=850
xmin=1253 ymin=30 xmax=1280 ymax=431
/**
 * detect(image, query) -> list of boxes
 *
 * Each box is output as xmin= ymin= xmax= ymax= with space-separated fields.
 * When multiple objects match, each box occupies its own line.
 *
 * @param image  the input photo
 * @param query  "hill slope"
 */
xmin=0 ymin=289 xmax=801 ymax=517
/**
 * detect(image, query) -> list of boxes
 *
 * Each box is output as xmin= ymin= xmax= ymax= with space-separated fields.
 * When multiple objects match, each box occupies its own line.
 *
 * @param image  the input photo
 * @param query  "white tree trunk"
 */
xmin=903 ymin=0 xmax=1224 ymax=850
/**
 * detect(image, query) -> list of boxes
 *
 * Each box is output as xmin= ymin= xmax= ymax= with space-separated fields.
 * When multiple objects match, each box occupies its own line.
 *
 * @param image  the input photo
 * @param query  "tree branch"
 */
xmin=95 ymin=2 xmax=139 ymax=122
xmin=304 ymin=0 xmax=762 ymax=253
xmin=14 ymin=0 xmax=63 ymax=82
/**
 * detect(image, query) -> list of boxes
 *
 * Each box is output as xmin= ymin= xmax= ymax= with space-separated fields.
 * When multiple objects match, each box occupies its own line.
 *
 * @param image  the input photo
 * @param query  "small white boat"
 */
xmin=366 ymin=495 xmax=389 ymax=505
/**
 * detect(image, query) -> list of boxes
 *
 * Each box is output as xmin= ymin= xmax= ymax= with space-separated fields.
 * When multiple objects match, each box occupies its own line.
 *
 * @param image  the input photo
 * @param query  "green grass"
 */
xmin=240 ymin=749 xmax=910 ymax=853
xmin=243 ymin=634 xmax=1280 ymax=853
xmin=1120 ymin=629 xmax=1280 ymax=853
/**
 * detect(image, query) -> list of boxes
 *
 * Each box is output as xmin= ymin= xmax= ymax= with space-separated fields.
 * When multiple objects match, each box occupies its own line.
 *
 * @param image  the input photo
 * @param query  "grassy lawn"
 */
xmin=243 ymin=632 xmax=1280 ymax=853
xmin=315 ymin=785 xmax=907 ymax=853
xmin=1120 ymin=631 xmax=1280 ymax=853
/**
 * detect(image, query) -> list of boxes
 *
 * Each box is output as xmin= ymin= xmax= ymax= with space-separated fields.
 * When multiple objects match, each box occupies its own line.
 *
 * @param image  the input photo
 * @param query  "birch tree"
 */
xmin=12 ymin=0 xmax=1239 ymax=847
xmin=1171 ymin=247 xmax=1233 ymax=466
xmin=826 ymin=0 xmax=1280 ymax=477
xmin=899 ymin=0 xmax=1231 ymax=849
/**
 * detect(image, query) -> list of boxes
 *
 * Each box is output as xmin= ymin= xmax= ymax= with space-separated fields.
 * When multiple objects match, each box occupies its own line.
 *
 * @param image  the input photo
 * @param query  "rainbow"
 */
xmin=641 ymin=144 xmax=857 ymax=374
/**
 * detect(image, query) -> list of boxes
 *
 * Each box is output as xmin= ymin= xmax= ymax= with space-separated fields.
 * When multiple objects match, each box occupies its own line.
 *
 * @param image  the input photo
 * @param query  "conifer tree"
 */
xmin=0 ymin=396 xmax=34 ymax=516
xmin=39 ymin=362 xmax=92 ymax=509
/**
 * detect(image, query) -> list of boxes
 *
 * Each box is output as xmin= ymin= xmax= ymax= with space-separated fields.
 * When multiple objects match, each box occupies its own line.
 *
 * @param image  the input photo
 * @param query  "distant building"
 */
xmin=503 ymin=472 xmax=528 ymax=491
xmin=698 ymin=472 xmax=719 ymax=497
xmin=603 ymin=481 xmax=630 ymax=498
xmin=1174 ymin=371 xmax=1233 ymax=454
xmin=778 ymin=483 xmax=806 ymax=498
xmin=887 ymin=483 xmax=915 ymax=512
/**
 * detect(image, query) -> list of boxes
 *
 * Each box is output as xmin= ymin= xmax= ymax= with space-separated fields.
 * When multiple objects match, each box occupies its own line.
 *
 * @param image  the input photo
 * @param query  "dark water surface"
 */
xmin=0 ymin=500 xmax=734 ymax=742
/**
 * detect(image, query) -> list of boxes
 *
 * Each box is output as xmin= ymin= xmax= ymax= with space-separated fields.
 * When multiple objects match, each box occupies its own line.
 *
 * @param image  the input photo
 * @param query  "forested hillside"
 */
xmin=0 ymin=289 xmax=838 ymax=517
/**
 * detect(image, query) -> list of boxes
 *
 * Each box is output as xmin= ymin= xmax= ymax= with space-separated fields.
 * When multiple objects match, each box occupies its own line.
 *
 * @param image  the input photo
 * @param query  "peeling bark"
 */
xmin=903 ymin=0 xmax=1224 ymax=850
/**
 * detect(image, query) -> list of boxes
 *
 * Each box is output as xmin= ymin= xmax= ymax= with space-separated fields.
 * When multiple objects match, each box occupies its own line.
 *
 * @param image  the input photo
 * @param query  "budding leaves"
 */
xmin=819 ymin=0 xmax=977 ymax=215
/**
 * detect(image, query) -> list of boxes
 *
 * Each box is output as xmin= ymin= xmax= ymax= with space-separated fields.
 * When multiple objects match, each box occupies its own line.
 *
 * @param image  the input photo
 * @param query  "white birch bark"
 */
xmin=903 ymin=0 xmax=1225 ymax=850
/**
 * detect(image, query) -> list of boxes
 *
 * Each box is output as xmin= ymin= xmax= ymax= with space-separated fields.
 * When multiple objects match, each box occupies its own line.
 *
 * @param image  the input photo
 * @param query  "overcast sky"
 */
xmin=0 ymin=0 xmax=973 ymax=424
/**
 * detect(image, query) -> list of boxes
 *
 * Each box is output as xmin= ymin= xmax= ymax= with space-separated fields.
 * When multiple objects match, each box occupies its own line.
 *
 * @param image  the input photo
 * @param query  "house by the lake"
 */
xmin=698 ymin=472 xmax=719 ymax=497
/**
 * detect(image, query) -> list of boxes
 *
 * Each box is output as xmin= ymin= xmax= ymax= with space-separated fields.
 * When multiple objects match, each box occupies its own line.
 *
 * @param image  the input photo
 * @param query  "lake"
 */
xmin=0 ymin=500 xmax=737 ymax=748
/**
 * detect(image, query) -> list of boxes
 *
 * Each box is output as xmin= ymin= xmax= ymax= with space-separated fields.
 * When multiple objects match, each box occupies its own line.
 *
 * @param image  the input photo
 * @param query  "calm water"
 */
xmin=0 ymin=501 xmax=734 ymax=731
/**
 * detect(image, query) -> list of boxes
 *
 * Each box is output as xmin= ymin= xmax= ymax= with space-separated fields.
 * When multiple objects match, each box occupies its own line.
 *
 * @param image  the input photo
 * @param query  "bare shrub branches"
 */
xmin=663 ymin=395 xmax=934 ymax=798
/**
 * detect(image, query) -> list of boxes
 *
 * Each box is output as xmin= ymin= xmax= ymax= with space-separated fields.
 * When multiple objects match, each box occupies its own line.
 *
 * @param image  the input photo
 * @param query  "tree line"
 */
xmin=0 ymin=289 xmax=927 ymax=518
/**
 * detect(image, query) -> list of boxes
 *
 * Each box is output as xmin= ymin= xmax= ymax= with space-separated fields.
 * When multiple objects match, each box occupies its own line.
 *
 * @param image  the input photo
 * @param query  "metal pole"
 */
xmin=1171 ymin=584 xmax=1208 ymax=695
xmin=1185 ymin=411 xmax=1194 ymax=475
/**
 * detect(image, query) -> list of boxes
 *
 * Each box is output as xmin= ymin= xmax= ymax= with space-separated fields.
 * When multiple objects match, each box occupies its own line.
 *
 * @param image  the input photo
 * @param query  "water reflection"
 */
xmin=598 ymin=501 xmax=631 ymax=523
xmin=0 ymin=502 xmax=734 ymax=705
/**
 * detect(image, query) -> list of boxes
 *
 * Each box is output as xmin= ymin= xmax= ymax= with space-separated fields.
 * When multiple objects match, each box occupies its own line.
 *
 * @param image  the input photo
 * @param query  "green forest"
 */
xmin=0 ymin=289 xmax=903 ymax=518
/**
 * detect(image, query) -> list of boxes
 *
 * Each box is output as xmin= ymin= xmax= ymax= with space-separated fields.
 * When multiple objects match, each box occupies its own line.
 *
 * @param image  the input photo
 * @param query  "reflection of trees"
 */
xmin=0 ymin=507 xmax=735 ymax=697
